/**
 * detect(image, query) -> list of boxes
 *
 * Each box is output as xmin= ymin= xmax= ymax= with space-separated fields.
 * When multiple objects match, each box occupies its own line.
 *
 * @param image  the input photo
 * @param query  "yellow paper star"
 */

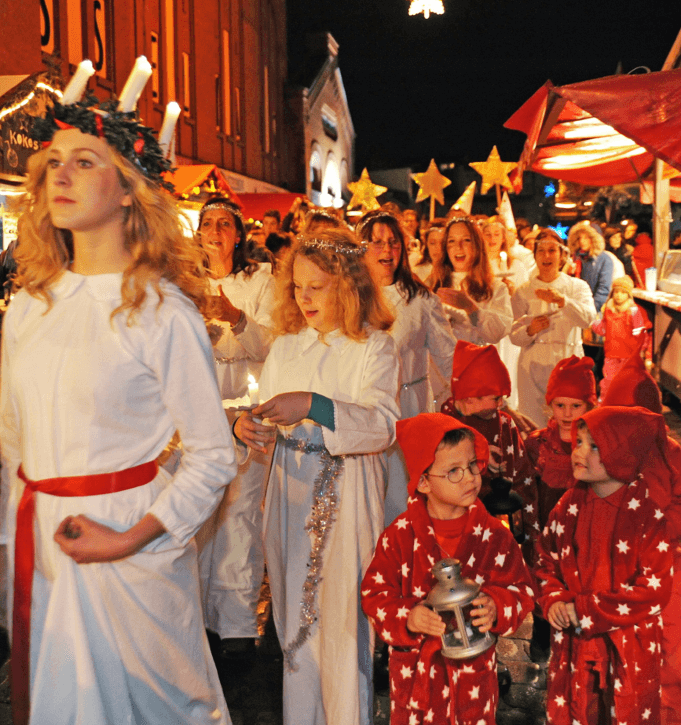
xmin=411 ymin=159 xmax=452 ymax=205
xmin=347 ymin=168 xmax=388 ymax=211
xmin=469 ymin=146 xmax=517 ymax=195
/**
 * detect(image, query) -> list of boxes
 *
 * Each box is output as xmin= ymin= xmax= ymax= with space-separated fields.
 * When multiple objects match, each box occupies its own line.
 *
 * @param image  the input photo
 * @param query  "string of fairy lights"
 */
xmin=0 ymin=81 xmax=63 ymax=122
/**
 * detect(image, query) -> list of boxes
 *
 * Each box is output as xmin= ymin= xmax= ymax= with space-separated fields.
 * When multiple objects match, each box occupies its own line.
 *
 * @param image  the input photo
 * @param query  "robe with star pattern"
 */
xmin=534 ymin=477 xmax=673 ymax=725
xmin=361 ymin=493 xmax=533 ymax=725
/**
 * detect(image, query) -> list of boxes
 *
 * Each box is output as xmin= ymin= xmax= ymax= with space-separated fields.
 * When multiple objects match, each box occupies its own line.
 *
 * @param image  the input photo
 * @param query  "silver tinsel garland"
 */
xmin=277 ymin=434 xmax=348 ymax=672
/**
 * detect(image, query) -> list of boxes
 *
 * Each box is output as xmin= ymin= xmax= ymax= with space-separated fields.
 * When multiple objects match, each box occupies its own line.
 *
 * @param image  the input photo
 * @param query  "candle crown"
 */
xmin=32 ymin=93 xmax=174 ymax=190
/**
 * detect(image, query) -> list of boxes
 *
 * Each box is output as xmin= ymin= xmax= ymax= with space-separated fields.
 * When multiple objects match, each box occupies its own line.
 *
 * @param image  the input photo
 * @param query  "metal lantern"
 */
xmin=426 ymin=558 xmax=496 ymax=660
xmin=482 ymin=476 xmax=525 ymax=544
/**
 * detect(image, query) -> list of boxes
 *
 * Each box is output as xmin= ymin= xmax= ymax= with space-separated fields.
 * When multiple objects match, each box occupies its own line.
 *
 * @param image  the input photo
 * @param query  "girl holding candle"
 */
xmin=2 ymin=89 xmax=236 ymax=725
xmin=234 ymin=229 xmax=400 ymax=725
xmin=432 ymin=217 xmax=513 ymax=347
xmin=195 ymin=195 xmax=276 ymax=657
xmin=357 ymin=210 xmax=456 ymax=524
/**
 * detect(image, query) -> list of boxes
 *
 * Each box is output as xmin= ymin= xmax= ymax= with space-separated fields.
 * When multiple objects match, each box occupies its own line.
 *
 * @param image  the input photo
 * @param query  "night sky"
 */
xmin=287 ymin=0 xmax=679 ymax=176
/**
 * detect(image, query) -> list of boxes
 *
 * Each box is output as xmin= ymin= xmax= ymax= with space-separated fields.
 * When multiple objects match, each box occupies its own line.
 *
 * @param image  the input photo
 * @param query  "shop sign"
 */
xmin=0 ymin=112 xmax=39 ymax=177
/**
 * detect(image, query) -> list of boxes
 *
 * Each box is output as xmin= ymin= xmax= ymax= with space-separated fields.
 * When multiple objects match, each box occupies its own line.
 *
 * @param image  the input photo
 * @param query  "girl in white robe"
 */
xmin=194 ymin=197 xmax=275 ymax=645
xmin=1 ymin=102 xmax=236 ymax=725
xmin=432 ymin=217 xmax=513 ymax=347
xmin=234 ymin=229 xmax=400 ymax=725
xmin=511 ymin=229 xmax=597 ymax=427
xmin=357 ymin=211 xmax=455 ymax=523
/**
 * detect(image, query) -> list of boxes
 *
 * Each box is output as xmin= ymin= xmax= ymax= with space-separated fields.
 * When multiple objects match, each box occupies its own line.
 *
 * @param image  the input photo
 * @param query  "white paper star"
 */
xmin=616 ymin=540 xmax=630 ymax=554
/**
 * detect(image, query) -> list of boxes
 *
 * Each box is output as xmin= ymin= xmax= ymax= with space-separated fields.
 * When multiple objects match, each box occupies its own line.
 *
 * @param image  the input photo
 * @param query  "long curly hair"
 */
xmin=567 ymin=220 xmax=605 ymax=258
xmin=272 ymin=229 xmax=393 ymax=341
xmin=432 ymin=217 xmax=494 ymax=302
xmin=14 ymin=144 xmax=209 ymax=323
xmin=356 ymin=210 xmax=428 ymax=302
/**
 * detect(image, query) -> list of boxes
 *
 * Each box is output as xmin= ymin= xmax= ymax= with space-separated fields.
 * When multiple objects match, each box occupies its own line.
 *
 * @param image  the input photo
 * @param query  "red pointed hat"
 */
xmin=450 ymin=340 xmax=511 ymax=400
xmin=397 ymin=413 xmax=490 ymax=496
xmin=600 ymin=351 xmax=662 ymax=413
xmin=545 ymin=356 xmax=597 ymax=406
xmin=574 ymin=406 xmax=669 ymax=483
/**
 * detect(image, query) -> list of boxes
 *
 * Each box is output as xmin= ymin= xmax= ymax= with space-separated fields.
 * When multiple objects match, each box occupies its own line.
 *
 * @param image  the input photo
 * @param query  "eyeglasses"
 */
xmin=426 ymin=461 xmax=481 ymax=484
xmin=367 ymin=238 xmax=402 ymax=251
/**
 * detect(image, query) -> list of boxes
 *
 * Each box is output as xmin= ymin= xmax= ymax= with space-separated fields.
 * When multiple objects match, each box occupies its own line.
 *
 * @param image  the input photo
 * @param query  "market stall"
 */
xmin=504 ymin=65 xmax=681 ymax=399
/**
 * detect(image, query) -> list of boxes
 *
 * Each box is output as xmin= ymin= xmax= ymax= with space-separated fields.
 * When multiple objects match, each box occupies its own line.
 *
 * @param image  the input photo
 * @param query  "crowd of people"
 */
xmin=1 ymin=86 xmax=679 ymax=725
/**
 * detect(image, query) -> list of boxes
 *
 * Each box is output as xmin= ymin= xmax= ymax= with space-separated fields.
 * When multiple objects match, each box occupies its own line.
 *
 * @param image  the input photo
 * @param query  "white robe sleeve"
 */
xmin=560 ymin=278 xmax=598 ymax=328
xmin=146 ymin=304 xmax=238 ymax=545
xmin=473 ymin=282 xmax=513 ymax=344
xmin=423 ymin=294 xmax=456 ymax=387
xmin=510 ymin=286 xmax=535 ymax=348
xmin=323 ymin=332 xmax=400 ymax=457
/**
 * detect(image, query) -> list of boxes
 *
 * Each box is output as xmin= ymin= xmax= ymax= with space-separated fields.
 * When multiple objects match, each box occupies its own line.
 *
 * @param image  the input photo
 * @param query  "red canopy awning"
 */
xmin=237 ymin=192 xmax=307 ymax=223
xmin=504 ymin=69 xmax=681 ymax=198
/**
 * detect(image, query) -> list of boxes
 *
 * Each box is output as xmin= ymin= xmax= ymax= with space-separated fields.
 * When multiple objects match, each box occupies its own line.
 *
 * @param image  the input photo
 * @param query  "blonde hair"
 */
xmin=14 ymin=145 xmax=209 ymax=323
xmin=272 ymin=229 xmax=393 ymax=341
xmin=567 ymin=220 xmax=605 ymax=259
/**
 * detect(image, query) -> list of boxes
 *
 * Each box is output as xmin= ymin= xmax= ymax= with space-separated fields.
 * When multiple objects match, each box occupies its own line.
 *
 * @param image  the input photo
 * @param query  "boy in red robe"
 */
xmin=524 ymin=355 xmax=597 ymax=662
xmin=361 ymin=414 xmax=533 ymax=725
xmin=601 ymin=354 xmax=681 ymax=725
xmin=441 ymin=341 xmax=539 ymax=557
xmin=534 ymin=406 xmax=674 ymax=725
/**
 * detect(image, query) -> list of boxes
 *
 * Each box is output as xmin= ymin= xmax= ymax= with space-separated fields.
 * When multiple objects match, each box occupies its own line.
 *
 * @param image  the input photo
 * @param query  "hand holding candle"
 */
xmin=248 ymin=375 xmax=259 ymax=406
xmin=117 ymin=56 xmax=153 ymax=113
xmin=61 ymin=60 xmax=95 ymax=105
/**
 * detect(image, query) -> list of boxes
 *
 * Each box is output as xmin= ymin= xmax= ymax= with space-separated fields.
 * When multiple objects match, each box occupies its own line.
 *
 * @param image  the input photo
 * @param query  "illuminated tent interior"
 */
xmin=504 ymin=69 xmax=681 ymax=202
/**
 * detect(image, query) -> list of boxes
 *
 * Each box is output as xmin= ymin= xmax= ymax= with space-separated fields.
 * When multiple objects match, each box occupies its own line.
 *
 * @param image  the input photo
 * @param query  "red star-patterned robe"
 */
xmin=439 ymin=406 xmax=540 ymax=561
xmin=361 ymin=493 xmax=534 ymax=725
xmin=534 ymin=477 xmax=674 ymax=725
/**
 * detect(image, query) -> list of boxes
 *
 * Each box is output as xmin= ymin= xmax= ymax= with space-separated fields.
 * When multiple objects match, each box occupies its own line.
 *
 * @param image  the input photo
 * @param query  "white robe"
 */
xmin=198 ymin=265 xmax=275 ymax=639
xmin=490 ymin=256 xmax=529 ymax=410
xmin=442 ymin=274 xmax=513 ymax=346
xmin=259 ymin=326 xmax=400 ymax=725
xmin=381 ymin=284 xmax=455 ymax=524
xmin=0 ymin=271 xmax=237 ymax=725
xmin=510 ymin=272 xmax=597 ymax=426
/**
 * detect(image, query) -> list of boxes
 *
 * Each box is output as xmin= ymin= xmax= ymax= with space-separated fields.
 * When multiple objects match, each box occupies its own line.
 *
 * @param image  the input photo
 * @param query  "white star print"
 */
xmin=647 ymin=574 xmax=662 ymax=590
xmin=430 ymin=665 xmax=436 ymax=679
xmin=397 ymin=606 xmax=410 ymax=619
xmin=642 ymin=709 xmax=651 ymax=720
xmin=658 ymin=540 xmax=670 ymax=552
xmin=413 ymin=538 xmax=420 ymax=551
xmin=470 ymin=685 xmax=480 ymax=699
xmin=617 ymin=603 xmax=630 ymax=616
xmin=525 ymin=503 xmax=534 ymax=513
xmin=495 ymin=553 xmax=506 ymax=567
xmin=396 ymin=518 xmax=408 ymax=529
xmin=382 ymin=535 xmax=389 ymax=550
xmin=413 ymin=586 xmax=425 ymax=597
xmin=402 ymin=563 xmax=410 ymax=578
xmin=627 ymin=498 xmax=641 ymax=510
xmin=556 ymin=522 xmax=565 ymax=535
xmin=373 ymin=572 xmax=385 ymax=585
xmin=516 ymin=600 xmax=523 ymax=613
xmin=550 ymin=520 xmax=557 ymax=532
xmin=408 ymin=713 xmax=418 ymax=725
xmin=424 ymin=710 xmax=434 ymax=723
xmin=482 ymin=528 xmax=492 ymax=542
xmin=442 ymin=685 xmax=450 ymax=699
xmin=614 ymin=678 xmax=622 ymax=691
xmin=400 ymin=664 xmax=413 ymax=679
xmin=467 ymin=554 xmax=476 ymax=567
xmin=484 ymin=699 xmax=491 ymax=713
xmin=554 ymin=695 xmax=566 ymax=706
xmin=383 ymin=629 xmax=393 ymax=642
xmin=616 ymin=540 xmax=630 ymax=554
xmin=654 ymin=508 xmax=664 ymax=520
xmin=473 ymin=525 xmax=483 ymax=536
xmin=376 ymin=608 xmax=386 ymax=621
xmin=551 ymin=552 xmax=559 ymax=560
xmin=524 ymin=476 xmax=532 ymax=485
xmin=506 ymin=444 xmax=513 ymax=454
xmin=580 ymin=615 xmax=593 ymax=629
xmin=568 ymin=503 xmax=578 ymax=515
xmin=649 ymin=641 xmax=657 ymax=653
xmin=554 ymin=631 xmax=564 ymax=643
xmin=408 ymin=697 xmax=419 ymax=709
xmin=427 ymin=555 xmax=435 ymax=566
xmin=504 ymin=606 xmax=513 ymax=618
xmin=476 ymin=574 xmax=485 ymax=585
xmin=417 ymin=661 xmax=425 ymax=674
xmin=562 ymin=546 xmax=571 ymax=558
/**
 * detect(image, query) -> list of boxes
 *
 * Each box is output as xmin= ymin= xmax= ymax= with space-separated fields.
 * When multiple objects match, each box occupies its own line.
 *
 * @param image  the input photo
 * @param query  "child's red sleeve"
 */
xmin=533 ymin=508 xmax=576 ymax=618
xmin=360 ymin=518 xmax=426 ymax=649
xmin=573 ymin=515 xmax=673 ymax=635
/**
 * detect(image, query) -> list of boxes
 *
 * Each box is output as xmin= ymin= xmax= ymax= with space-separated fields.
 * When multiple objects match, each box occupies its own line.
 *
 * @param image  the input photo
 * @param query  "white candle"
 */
xmin=117 ymin=56 xmax=153 ymax=113
xmin=500 ymin=251 xmax=508 ymax=272
xmin=248 ymin=374 xmax=259 ymax=406
xmin=158 ymin=101 xmax=181 ymax=156
xmin=61 ymin=60 xmax=95 ymax=105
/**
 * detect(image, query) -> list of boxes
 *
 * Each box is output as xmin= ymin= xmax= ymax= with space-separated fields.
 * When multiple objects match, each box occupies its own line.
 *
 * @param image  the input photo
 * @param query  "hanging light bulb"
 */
xmin=409 ymin=0 xmax=444 ymax=19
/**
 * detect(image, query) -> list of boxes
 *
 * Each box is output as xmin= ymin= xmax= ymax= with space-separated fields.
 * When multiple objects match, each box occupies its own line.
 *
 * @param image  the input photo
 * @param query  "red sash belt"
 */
xmin=12 ymin=460 xmax=159 ymax=725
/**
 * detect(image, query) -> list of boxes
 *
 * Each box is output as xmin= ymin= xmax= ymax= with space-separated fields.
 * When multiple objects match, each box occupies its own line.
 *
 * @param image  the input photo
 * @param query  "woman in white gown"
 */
xmin=357 ymin=211 xmax=455 ymax=523
xmin=511 ymin=229 xmax=597 ymax=426
xmin=234 ymin=229 xmax=399 ymax=725
xmin=432 ymin=217 xmax=513 ymax=347
xmin=481 ymin=216 xmax=529 ymax=409
xmin=195 ymin=197 xmax=275 ymax=650
xmin=1 ymin=95 xmax=237 ymax=725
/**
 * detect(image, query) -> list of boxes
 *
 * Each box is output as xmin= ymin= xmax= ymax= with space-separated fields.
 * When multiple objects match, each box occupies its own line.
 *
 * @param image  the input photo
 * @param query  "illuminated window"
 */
xmin=222 ymin=29 xmax=231 ymax=136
